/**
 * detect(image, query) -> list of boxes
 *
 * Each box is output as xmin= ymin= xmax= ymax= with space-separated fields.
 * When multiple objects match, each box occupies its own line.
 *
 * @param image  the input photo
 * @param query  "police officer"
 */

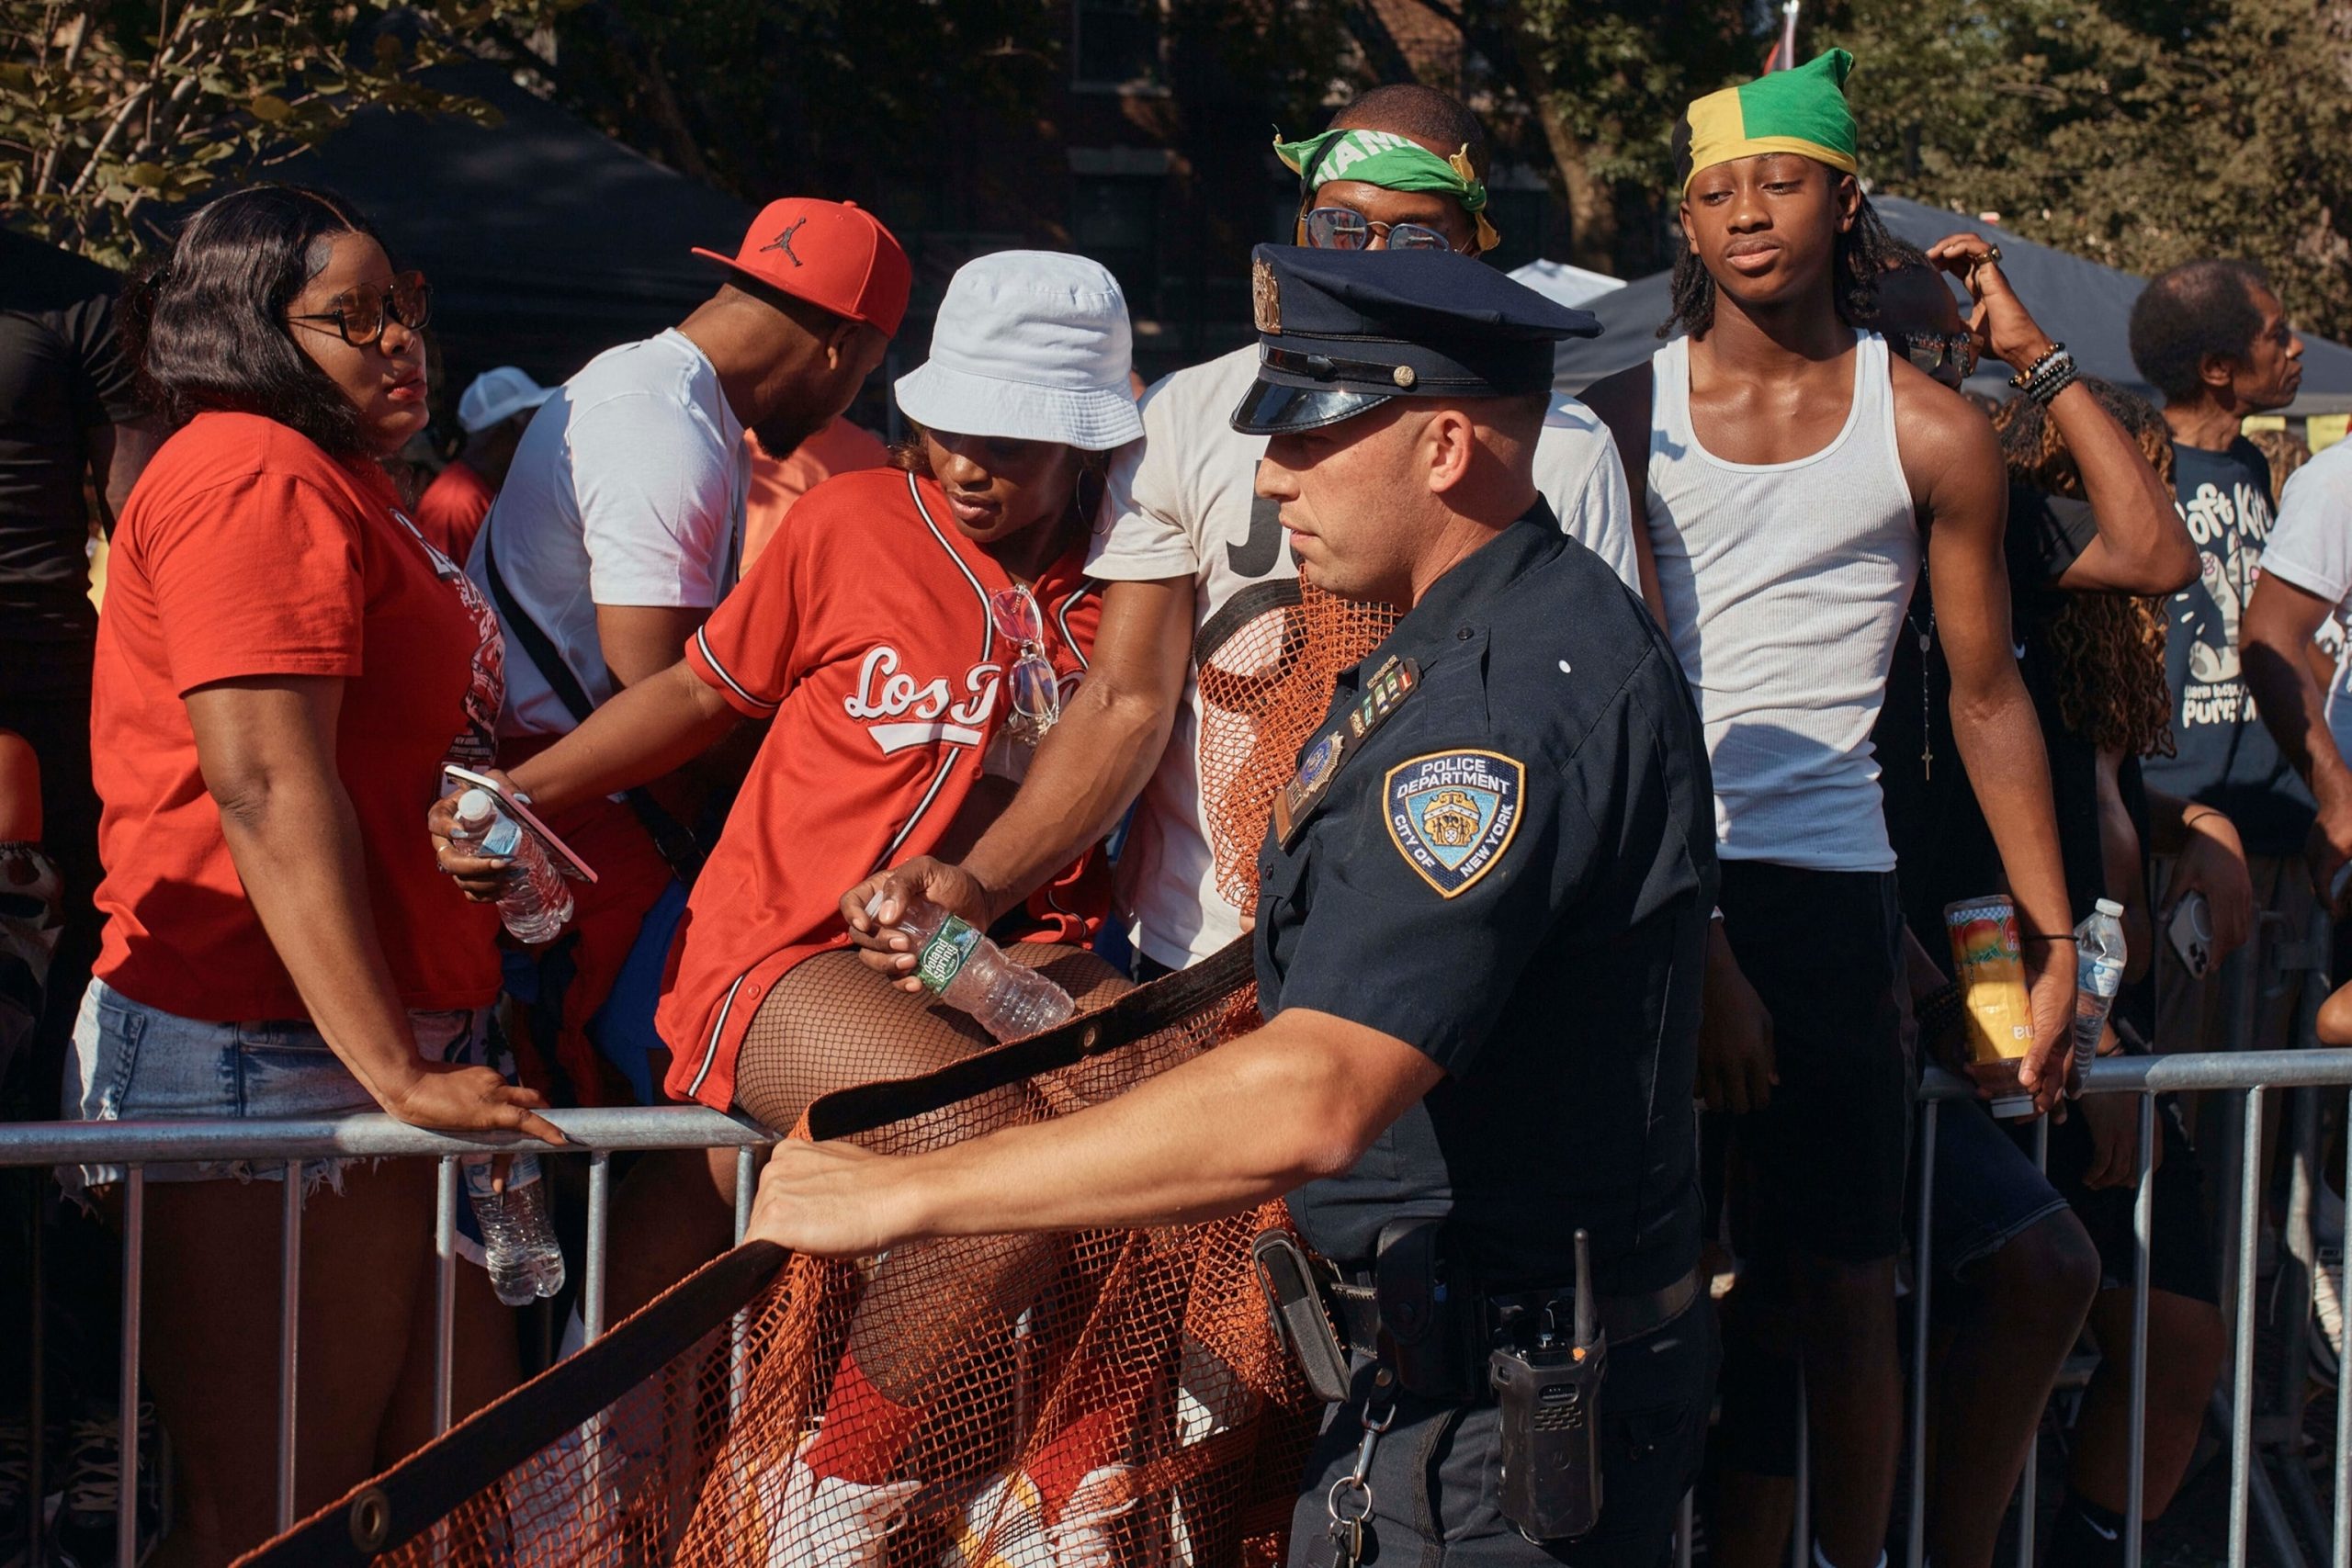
xmin=747 ymin=244 xmax=1720 ymax=1568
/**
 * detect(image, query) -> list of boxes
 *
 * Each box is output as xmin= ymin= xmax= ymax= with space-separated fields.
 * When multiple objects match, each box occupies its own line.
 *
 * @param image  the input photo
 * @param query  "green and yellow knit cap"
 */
xmin=1272 ymin=127 xmax=1503 ymax=253
xmin=1682 ymin=49 xmax=1859 ymax=193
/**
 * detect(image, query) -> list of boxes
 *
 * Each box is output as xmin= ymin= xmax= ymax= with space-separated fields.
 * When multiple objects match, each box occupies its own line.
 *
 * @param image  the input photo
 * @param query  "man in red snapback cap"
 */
xmin=693 ymin=196 xmax=912 ymax=338
xmin=459 ymin=199 xmax=908 ymax=1313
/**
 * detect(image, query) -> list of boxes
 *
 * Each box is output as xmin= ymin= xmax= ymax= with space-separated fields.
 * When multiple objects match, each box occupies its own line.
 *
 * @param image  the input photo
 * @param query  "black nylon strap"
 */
xmin=480 ymin=520 xmax=706 ymax=886
xmin=1193 ymin=576 xmax=1301 ymax=671
xmin=244 ymin=1242 xmax=789 ymax=1567
xmin=805 ymin=936 xmax=1257 ymax=1142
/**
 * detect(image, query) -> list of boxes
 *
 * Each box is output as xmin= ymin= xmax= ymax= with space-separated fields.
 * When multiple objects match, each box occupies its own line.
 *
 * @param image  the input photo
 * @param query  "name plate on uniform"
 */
xmin=1273 ymin=656 xmax=1418 ymax=850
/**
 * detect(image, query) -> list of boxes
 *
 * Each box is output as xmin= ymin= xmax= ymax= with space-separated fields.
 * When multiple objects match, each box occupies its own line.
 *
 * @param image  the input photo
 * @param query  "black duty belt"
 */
xmin=1325 ymin=1265 xmax=1702 ymax=1359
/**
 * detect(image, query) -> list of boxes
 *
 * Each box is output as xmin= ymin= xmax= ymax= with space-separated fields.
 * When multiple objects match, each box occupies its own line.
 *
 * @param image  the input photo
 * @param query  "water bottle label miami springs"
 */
xmin=917 ymin=917 xmax=986 ymax=995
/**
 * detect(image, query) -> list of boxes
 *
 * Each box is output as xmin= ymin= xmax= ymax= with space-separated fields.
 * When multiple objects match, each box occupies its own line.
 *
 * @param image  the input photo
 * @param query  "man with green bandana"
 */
xmin=1582 ymin=50 xmax=2076 ymax=1568
xmin=845 ymin=84 xmax=1651 ymax=989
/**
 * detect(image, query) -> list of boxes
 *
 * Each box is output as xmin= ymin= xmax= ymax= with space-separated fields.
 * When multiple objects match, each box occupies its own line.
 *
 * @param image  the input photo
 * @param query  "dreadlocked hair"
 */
xmin=1992 ymin=381 xmax=2177 ymax=761
xmin=1662 ymin=188 xmax=1905 ymax=339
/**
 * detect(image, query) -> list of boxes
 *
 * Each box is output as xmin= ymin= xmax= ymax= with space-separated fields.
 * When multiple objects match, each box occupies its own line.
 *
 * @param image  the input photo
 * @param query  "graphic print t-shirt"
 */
xmin=2252 ymin=439 xmax=2352 ymax=768
xmin=2142 ymin=435 xmax=2314 ymax=855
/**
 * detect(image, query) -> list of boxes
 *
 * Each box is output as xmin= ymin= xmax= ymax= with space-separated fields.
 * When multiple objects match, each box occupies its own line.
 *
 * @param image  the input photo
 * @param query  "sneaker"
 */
xmin=949 ymin=1462 xmax=1134 ymax=1568
xmin=2312 ymin=1245 xmax=2346 ymax=1388
xmin=753 ymin=1434 xmax=916 ymax=1568
xmin=46 ymin=1404 xmax=161 ymax=1568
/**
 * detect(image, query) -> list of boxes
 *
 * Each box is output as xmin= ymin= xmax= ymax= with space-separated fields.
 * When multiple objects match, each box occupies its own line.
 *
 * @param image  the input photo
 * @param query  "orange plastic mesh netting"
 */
xmin=1196 ymin=577 xmax=1398 ymax=917
xmin=236 ymin=571 xmax=1399 ymax=1568
xmin=234 ymin=950 xmax=1321 ymax=1568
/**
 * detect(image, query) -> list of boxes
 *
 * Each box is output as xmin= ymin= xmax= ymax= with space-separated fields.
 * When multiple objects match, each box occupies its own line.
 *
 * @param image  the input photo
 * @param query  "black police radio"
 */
xmin=1488 ymin=1228 xmax=1606 ymax=1541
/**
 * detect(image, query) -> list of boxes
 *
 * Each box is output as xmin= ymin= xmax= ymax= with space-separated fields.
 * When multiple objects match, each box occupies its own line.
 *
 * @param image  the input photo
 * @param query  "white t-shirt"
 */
xmin=467 ymin=329 xmax=750 ymax=738
xmin=1087 ymin=344 xmax=1641 ymax=969
xmin=2245 ymin=437 xmax=2352 ymax=763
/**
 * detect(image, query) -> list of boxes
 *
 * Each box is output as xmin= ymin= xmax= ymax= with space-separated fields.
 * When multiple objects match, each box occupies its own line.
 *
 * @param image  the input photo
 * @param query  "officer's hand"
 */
xmin=1697 ymin=925 xmax=1777 ymax=1115
xmin=2015 ymin=940 xmax=2076 ymax=1113
xmin=842 ymin=858 xmax=994 ymax=994
xmin=745 ymin=1139 xmax=906 ymax=1257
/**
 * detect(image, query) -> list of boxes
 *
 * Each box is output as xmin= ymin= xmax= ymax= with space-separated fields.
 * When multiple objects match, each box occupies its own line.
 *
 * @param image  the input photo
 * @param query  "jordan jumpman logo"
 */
xmin=762 ymin=218 xmax=808 ymax=266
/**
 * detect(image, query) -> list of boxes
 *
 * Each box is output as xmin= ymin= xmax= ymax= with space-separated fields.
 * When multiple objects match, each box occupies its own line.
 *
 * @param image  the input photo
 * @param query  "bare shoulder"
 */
xmin=1579 ymin=363 xmax=1650 ymax=433
xmin=1577 ymin=363 xmax=1654 ymax=471
xmin=1886 ymin=355 xmax=2001 ymax=505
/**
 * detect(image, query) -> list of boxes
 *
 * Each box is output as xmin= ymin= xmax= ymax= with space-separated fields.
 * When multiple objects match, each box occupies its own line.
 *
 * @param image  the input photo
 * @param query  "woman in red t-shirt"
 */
xmin=69 ymin=185 xmax=559 ymax=1565
xmin=431 ymin=252 xmax=1145 ymax=1557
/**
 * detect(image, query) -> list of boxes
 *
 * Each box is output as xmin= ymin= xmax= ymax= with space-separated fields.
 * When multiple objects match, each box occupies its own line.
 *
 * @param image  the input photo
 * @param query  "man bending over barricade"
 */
xmin=842 ymin=83 xmax=1645 ymax=991
xmin=756 ymin=244 xmax=1717 ymax=1568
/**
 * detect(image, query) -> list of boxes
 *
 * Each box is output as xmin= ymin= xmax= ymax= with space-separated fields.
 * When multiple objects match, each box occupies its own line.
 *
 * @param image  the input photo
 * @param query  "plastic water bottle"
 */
xmin=463 ymin=1156 xmax=568 ymax=1306
xmin=2072 ymin=899 xmax=2128 ymax=1089
xmin=447 ymin=788 xmax=572 ymax=943
xmin=865 ymin=892 xmax=1075 ymax=1041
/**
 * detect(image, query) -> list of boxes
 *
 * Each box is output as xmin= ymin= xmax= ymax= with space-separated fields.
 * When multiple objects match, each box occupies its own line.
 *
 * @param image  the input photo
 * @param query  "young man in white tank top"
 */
xmin=1584 ymin=51 xmax=2075 ymax=1568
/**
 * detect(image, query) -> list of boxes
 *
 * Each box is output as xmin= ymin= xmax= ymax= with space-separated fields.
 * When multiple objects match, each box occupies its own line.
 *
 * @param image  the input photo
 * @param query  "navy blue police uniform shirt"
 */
xmin=1253 ymin=507 xmax=1718 ymax=1298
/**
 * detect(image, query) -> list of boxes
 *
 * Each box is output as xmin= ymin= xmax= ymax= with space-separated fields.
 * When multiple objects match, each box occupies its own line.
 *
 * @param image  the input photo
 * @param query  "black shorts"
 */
xmin=1718 ymin=862 xmax=1914 ymax=1264
xmin=1288 ymin=1301 xmax=1717 ymax=1567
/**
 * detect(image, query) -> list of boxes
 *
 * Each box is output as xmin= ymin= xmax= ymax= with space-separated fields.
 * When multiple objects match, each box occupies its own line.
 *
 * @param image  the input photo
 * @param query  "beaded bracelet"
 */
xmin=1916 ymin=982 xmax=1966 ymax=1051
xmin=2009 ymin=340 xmax=2067 ymax=390
xmin=2024 ymin=350 xmax=2079 ymax=407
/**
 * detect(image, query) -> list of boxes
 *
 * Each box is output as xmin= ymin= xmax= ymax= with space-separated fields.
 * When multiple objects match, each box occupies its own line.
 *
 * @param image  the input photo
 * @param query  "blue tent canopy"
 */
xmin=1554 ymin=195 xmax=2352 ymax=417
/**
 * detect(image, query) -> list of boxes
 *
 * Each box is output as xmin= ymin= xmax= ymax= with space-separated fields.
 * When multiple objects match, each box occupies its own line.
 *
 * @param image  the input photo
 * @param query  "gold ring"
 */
xmin=1982 ymin=243 xmax=2002 ymax=265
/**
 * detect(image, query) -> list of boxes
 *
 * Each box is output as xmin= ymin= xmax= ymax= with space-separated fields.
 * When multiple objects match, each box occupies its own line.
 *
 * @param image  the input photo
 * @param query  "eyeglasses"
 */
xmin=1898 ymin=330 xmax=1978 ymax=380
xmin=287 ymin=271 xmax=432 ymax=347
xmin=1301 ymin=207 xmax=1457 ymax=254
xmin=989 ymin=583 xmax=1062 ymax=742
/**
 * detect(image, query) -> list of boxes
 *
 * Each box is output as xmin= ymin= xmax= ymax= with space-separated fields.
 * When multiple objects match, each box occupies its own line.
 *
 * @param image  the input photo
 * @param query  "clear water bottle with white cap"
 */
xmin=865 ymin=892 xmax=1075 ymax=1041
xmin=463 ymin=1156 xmax=567 ymax=1306
xmin=447 ymin=787 xmax=572 ymax=943
xmin=2071 ymin=899 xmax=2128 ymax=1088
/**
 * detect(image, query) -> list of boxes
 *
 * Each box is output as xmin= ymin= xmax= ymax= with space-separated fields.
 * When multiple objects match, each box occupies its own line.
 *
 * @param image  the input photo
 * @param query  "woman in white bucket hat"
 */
xmin=426 ymin=255 xmax=1147 ymax=1551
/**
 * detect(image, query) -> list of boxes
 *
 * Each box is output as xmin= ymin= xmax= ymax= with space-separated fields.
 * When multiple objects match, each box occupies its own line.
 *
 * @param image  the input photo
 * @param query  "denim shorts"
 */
xmin=1915 ymin=1095 xmax=2075 ymax=1287
xmin=62 ymin=976 xmax=499 ymax=1202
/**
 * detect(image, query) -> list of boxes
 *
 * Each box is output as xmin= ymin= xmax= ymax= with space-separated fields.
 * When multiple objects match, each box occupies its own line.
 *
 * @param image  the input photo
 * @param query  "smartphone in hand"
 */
xmin=441 ymin=763 xmax=599 ymax=884
xmin=2166 ymin=891 xmax=2212 ymax=979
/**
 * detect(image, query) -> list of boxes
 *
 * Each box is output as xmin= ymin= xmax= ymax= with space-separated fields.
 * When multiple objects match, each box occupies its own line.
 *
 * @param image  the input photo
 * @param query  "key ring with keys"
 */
xmin=1319 ymin=1373 xmax=1397 ymax=1568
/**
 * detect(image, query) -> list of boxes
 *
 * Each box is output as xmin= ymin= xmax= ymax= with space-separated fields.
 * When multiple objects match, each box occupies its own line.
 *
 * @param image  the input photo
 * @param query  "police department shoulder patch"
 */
xmin=1383 ymin=750 xmax=1526 ymax=898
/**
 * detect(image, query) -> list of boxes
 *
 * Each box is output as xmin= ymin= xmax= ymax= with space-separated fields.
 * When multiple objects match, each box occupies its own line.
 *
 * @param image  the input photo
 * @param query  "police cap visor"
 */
xmin=1230 ymin=380 xmax=1396 ymax=437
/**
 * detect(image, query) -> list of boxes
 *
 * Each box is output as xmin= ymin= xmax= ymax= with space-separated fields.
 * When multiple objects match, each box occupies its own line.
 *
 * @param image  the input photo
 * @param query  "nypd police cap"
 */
xmin=1232 ymin=243 xmax=1602 ymax=436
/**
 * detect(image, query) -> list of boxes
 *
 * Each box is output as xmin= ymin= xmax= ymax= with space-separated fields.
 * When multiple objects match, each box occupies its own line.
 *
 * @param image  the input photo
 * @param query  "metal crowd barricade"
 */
xmin=1883 ymin=914 xmax=2346 ymax=1568
xmin=12 ymin=972 xmax=2352 ymax=1568
xmin=0 ymin=1107 xmax=775 ymax=1568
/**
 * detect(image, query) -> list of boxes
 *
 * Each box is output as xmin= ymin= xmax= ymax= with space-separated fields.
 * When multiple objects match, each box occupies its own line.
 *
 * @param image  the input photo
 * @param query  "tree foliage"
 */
xmin=1487 ymin=0 xmax=1760 ymax=272
xmin=530 ymin=0 xmax=1351 ymax=225
xmin=1821 ymin=0 xmax=2352 ymax=339
xmin=2 ymin=0 xmax=572 ymax=267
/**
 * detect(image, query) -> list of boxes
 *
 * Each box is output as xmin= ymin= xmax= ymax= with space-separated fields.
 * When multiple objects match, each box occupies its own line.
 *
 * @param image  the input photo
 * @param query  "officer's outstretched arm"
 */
xmin=745 ymin=1008 xmax=1444 ymax=1257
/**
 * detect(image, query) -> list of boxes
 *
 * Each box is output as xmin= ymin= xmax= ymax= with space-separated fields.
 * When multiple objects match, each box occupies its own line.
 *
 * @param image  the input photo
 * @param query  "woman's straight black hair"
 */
xmin=121 ymin=183 xmax=392 ymax=462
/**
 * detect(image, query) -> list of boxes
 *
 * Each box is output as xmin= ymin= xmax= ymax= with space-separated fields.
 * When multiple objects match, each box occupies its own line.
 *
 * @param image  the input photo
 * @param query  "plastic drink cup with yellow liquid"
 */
xmin=1943 ymin=896 xmax=2038 ymax=1120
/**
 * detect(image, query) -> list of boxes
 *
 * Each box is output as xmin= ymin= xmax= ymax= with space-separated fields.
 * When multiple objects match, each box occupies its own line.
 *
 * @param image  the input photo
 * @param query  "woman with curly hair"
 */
xmin=1871 ymin=235 xmax=2244 ymax=1568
